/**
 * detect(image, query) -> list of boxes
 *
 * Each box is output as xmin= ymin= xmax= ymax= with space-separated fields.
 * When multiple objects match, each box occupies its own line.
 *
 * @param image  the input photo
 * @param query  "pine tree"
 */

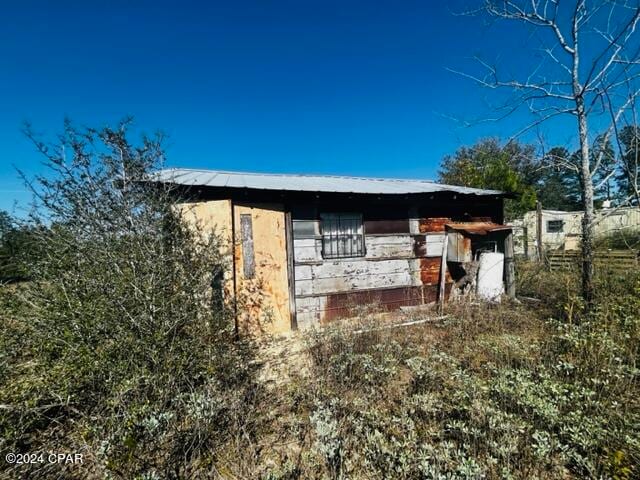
xmin=616 ymin=125 xmax=640 ymax=204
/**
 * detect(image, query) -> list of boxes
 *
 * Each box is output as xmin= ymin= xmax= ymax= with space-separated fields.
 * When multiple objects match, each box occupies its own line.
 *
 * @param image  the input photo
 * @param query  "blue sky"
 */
xmin=1 ymin=0 xmax=579 ymax=214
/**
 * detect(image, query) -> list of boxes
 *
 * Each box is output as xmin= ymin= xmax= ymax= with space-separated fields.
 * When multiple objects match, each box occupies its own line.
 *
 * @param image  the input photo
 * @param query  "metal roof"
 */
xmin=149 ymin=168 xmax=505 ymax=196
xmin=446 ymin=222 xmax=512 ymax=235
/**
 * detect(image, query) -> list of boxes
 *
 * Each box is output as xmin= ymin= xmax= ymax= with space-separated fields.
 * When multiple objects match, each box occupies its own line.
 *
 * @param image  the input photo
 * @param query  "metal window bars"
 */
xmin=320 ymin=213 xmax=365 ymax=259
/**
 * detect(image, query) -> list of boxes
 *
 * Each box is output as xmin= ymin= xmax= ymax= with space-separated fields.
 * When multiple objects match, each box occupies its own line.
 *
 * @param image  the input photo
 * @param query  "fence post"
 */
xmin=536 ymin=201 xmax=543 ymax=263
xmin=505 ymin=231 xmax=516 ymax=298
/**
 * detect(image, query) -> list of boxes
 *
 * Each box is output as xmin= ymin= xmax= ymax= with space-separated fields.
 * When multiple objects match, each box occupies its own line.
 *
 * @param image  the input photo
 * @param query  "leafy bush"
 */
xmin=0 ymin=121 xmax=261 ymax=479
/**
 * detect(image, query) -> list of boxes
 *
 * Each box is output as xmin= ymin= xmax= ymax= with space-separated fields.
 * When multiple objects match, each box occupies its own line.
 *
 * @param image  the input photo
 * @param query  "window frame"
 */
xmin=320 ymin=213 xmax=366 ymax=259
xmin=547 ymin=219 xmax=564 ymax=233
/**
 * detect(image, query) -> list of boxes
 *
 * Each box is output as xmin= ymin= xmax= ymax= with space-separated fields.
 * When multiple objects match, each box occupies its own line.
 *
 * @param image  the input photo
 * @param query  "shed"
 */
xmin=148 ymin=168 xmax=514 ymax=333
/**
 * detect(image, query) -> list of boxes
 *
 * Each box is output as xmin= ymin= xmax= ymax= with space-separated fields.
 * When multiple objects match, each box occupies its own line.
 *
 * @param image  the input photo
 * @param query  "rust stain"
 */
xmin=445 ymin=221 xmax=512 ymax=236
xmin=419 ymin=257 xmax=452 ymax=285
xmin=323 ymin=286 xmax=424 ymax=322
xmin=464 ymin=236 xmax=471 ymax=254
xmin=419 ymin=217 xmax=450 ymax=233
xmin=319 ymin=284 xmax=453 ymax=323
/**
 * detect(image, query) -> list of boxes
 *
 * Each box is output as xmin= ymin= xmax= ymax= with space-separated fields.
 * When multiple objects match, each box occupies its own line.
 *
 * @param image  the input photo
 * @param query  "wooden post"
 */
xmin=230 ymin=202 xmax=239 ymax=337
xmin=523 ymin=226 xmax=529 ymax=260
xmin=284 ymin=210 xmax=297 ymax=330
xmin=438 ymin=232 xmax=449 ymax=313
xmin=536 ymin=201 xmax=543 ymax=262
xmin=504 ymin=231 xmax=516 ymax=298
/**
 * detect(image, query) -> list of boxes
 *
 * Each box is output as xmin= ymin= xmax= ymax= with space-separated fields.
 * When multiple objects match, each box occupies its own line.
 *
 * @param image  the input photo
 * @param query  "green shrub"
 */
xmin=0 ymin=121 xmax=261 ymax=479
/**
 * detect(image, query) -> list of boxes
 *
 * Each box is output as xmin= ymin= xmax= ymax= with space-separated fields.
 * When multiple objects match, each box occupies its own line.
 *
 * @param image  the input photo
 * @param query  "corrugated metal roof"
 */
xmin=149 ymin=168 xmax=505 ymax=196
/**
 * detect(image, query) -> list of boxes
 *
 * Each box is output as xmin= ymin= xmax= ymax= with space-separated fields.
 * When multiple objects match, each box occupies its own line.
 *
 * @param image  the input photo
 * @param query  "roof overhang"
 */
xmin=445 ymin=222 xmax=512 ymax=236
xmin=146 ymin=168 xmax=508 ymax=197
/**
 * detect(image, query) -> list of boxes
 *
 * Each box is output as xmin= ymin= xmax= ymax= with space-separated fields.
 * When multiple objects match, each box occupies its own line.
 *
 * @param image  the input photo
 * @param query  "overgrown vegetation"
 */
xmin=267 ymin=263 xmax=638 ymax=479
xmin=1 ymin=121 xmax=638 ymax=479
xmin=595 ymin=228 xmax=640 ymax=251
xmin=0 ymin=121 xmax=262 ymax=479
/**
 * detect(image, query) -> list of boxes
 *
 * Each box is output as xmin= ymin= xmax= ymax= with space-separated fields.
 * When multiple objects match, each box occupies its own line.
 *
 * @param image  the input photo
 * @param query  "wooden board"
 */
xmin=547 ymin=250 xmax=638 ymax=270
xmin=234 ymin=203 xmax=291 ymax=334
xmin=294 ymin=258 xmax=420 ymax=296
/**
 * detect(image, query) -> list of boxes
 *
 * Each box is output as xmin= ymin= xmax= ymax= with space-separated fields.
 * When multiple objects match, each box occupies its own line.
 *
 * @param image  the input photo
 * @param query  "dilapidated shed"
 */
xmin=149 ymin=168 xmax=514 ymax=333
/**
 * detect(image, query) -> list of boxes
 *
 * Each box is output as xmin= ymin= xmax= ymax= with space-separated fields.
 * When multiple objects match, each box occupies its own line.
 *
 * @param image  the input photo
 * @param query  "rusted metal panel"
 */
xmin=446 ymin=221 xmax=512 ymax=235
xmin=299 ymin=284 xmax=454 ymax=324
xmin=422 ymin=283 xmax=451 ymax=304
xmin=419 ymin=257 xmax=453 ymax=285
xmin=364 ymin=219 xmax=411 ymax=234
xmin=240 ymin=214 xmax=255 ymax=278
xmin=322 ymin=286 xmax=425 ymax=322
xmin=419 ymin=217 xmax=450 ymax=233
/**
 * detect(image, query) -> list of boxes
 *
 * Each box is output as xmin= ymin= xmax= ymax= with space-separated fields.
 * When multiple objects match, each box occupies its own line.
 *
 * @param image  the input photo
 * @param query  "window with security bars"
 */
xmin=320 ymin=213 xmax=365 ymax=259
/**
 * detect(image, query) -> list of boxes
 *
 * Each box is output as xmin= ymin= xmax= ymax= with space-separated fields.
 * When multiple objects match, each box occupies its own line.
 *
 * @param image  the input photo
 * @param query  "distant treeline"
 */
xmin=438 ymin=126 xmax=640 ymax=219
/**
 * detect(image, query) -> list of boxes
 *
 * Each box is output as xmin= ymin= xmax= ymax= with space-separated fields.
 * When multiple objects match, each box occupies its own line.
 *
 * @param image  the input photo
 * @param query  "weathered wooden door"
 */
xmin=233 ymin=202 xmax=292 ymax=334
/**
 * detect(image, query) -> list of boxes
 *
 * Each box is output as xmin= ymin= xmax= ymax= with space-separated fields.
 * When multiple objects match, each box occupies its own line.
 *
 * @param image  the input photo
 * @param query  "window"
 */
xmin=547 ymin=220 xmax=564 ymax=233
xmin=320 ymin=213 xmax=365 ymax=259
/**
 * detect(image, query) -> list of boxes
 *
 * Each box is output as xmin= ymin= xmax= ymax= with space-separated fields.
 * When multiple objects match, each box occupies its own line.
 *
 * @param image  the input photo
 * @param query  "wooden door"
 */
xmin=233 ymin=202 xmax=292 ymax=334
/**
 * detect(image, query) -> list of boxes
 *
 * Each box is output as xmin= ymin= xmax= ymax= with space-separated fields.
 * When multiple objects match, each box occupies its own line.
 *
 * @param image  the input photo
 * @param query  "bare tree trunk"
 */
xmin=576 ymin=100 xmax=595 ymax=305
xmin=458 ymin=0 xmax=640 ymax=309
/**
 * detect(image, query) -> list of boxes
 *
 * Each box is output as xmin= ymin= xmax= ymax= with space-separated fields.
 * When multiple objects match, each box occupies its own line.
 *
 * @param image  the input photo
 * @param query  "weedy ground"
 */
xmin=238 ymin=262 xmax=639 ymax=480
xmin=2 ymin=262 xmax=639 ymax=479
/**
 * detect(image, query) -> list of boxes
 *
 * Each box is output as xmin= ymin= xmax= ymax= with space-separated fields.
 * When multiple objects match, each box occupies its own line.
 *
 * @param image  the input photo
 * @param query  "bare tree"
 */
xmin=454 ymin=0 xmax=640 ymax=305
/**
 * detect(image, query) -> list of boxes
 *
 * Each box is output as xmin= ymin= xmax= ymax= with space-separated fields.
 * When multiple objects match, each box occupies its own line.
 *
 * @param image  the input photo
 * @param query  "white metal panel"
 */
xmin=150 ymin=168 xmax=505 ymax=196
xmin=425 ymin=233 xmax=445 ymax=257
xmin=295 ymin=258 xmax=420 ymax=296
xmin=365 ymin=235 xmax=413 ymax=259
xmin=293 ymin=238 xmax=322 ymax=263
xmin=477 ymin=252 xmax=505 ymax=301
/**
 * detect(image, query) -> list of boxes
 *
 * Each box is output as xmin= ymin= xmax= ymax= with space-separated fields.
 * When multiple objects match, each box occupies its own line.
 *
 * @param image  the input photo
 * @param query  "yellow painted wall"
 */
xmin=233 ymin=203 xmax=292 ymax=334
xmin=175 ymin=199 xmax=234 ymax=299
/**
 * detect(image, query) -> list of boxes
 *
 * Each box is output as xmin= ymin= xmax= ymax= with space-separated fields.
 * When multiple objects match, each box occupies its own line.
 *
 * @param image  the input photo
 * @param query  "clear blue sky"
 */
xmin=1 ymin=0 xmax=577 ymax=214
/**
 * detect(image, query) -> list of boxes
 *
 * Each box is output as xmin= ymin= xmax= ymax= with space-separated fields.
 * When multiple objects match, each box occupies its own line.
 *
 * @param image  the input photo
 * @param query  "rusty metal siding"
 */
xmin=293 ymin=213 xmax=460 ymax=328
xmin=419 ymin=217 xmax=449 ymax=233
xmin=419 ymin=257 xmax=452 ymax=285
xmin=295 ymin=284 xmax=452 ymax=325
xmin=290 ymin=200 xmax=504 ymax=328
